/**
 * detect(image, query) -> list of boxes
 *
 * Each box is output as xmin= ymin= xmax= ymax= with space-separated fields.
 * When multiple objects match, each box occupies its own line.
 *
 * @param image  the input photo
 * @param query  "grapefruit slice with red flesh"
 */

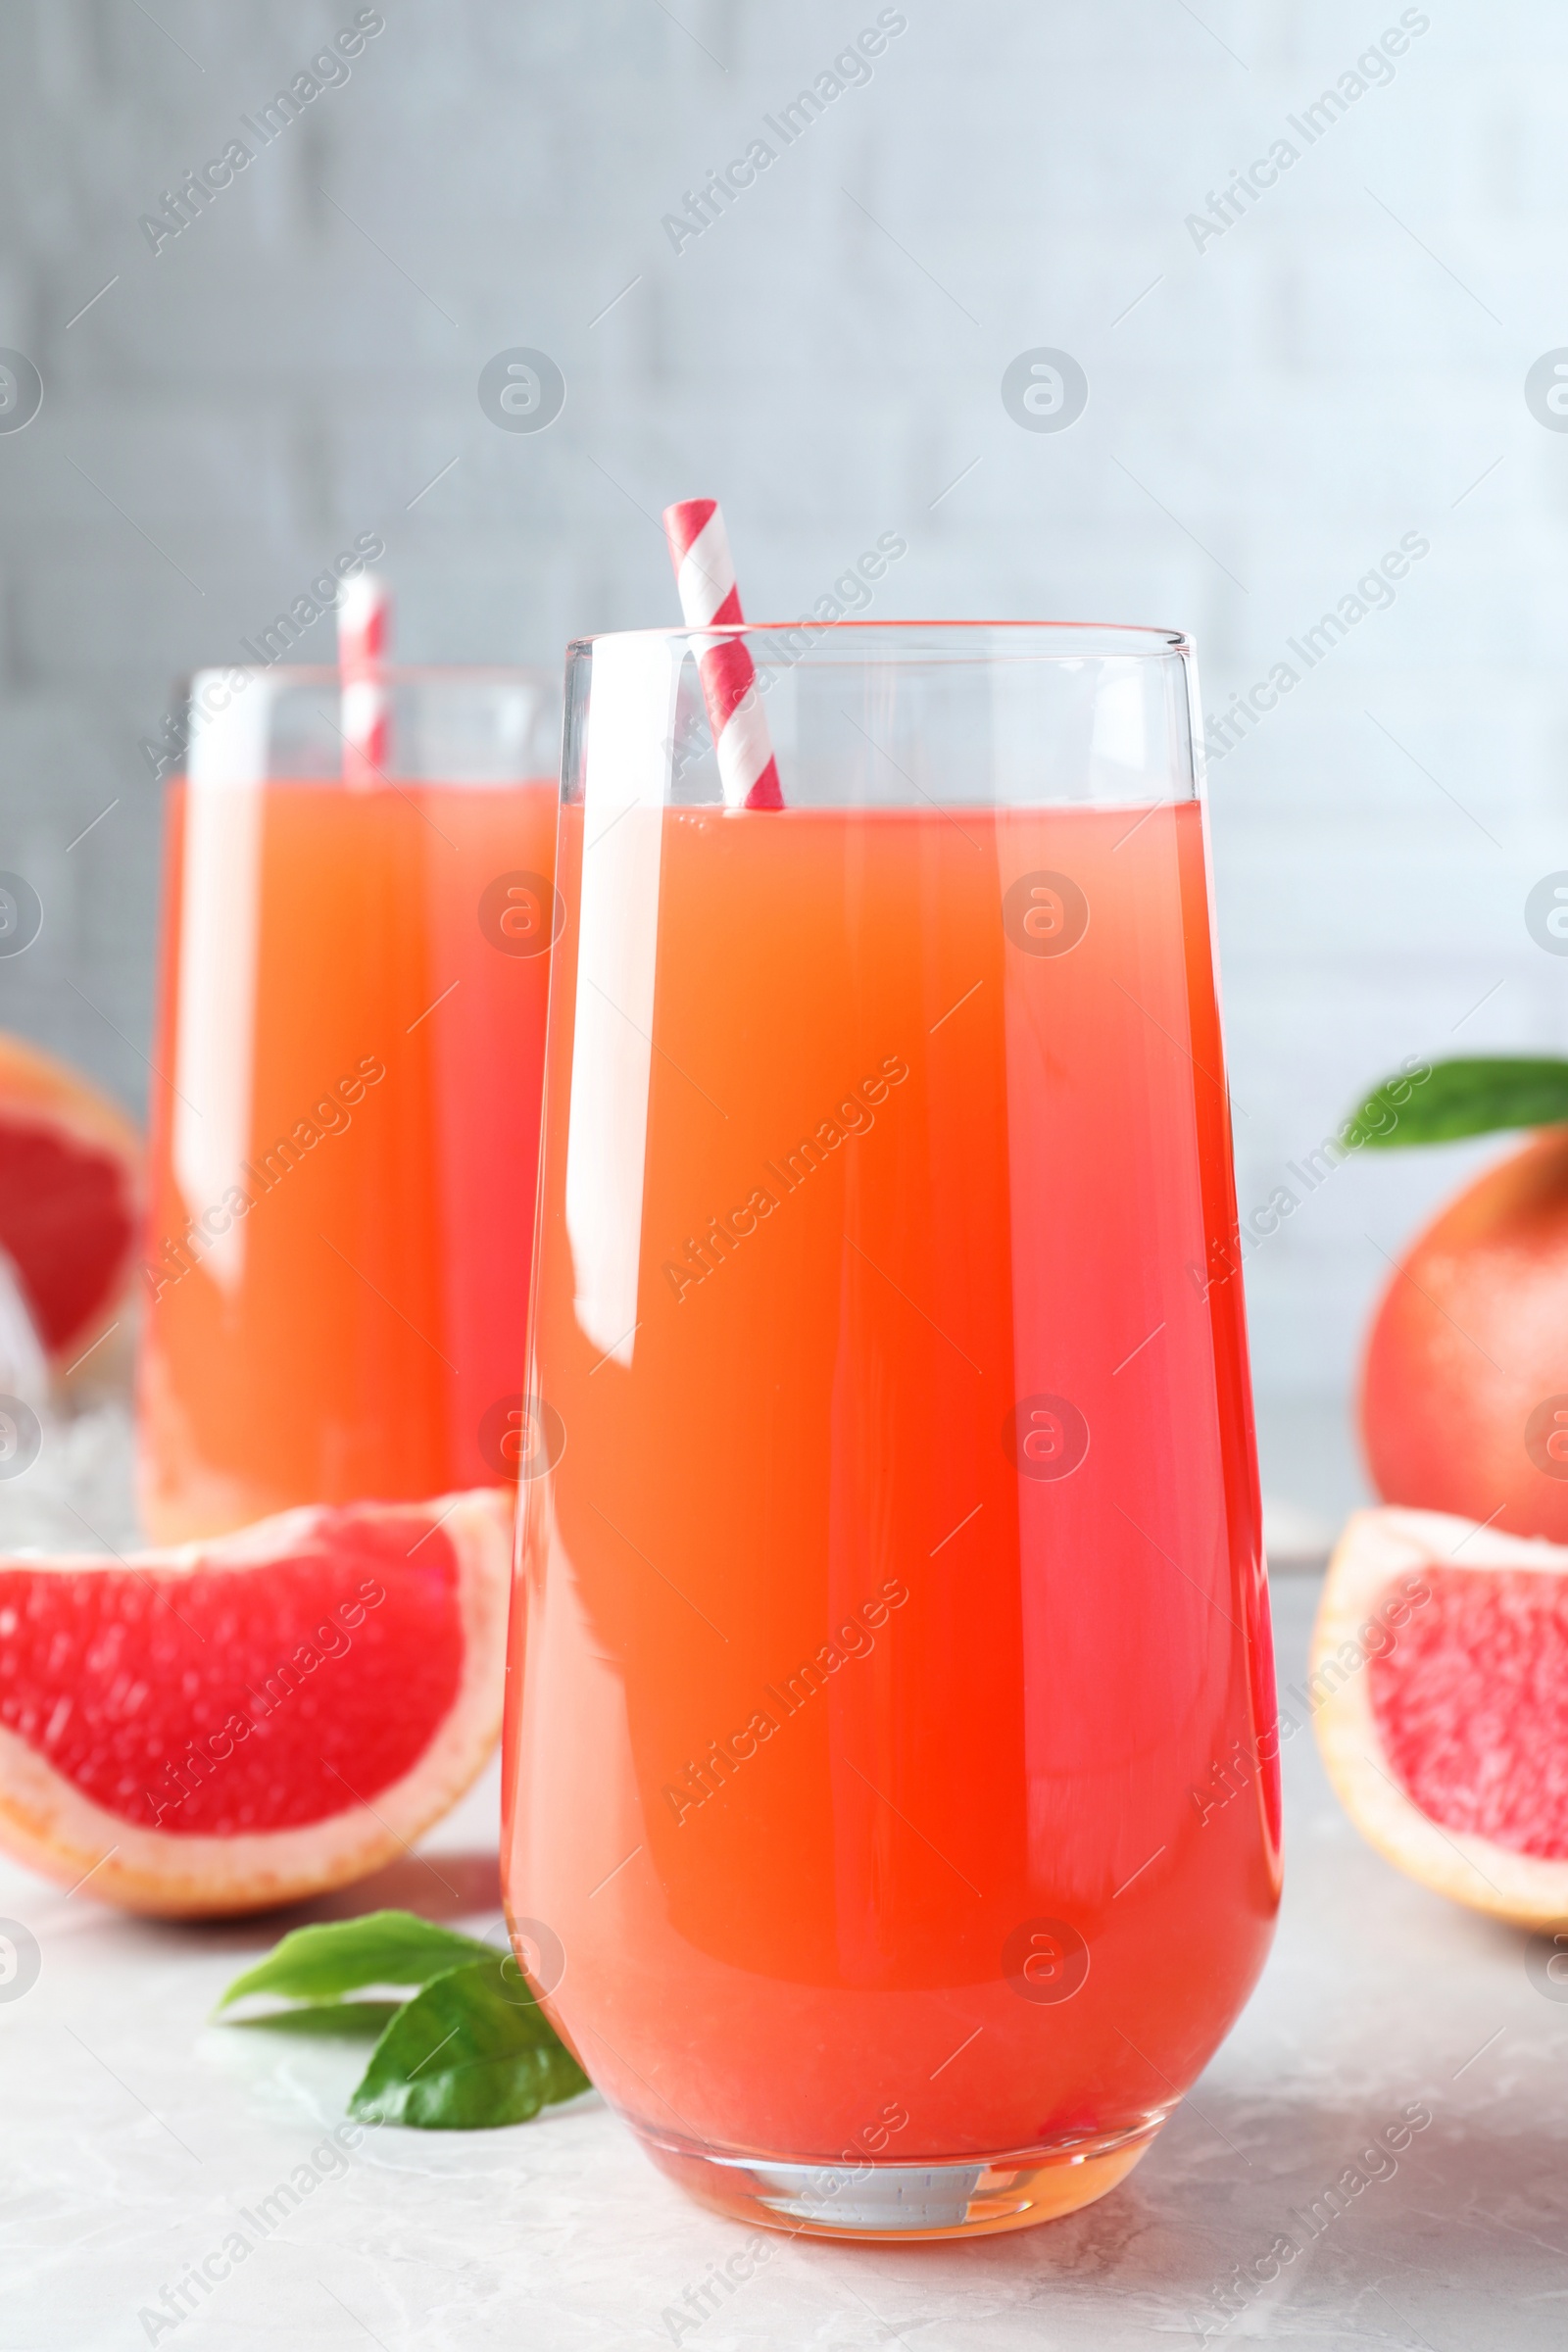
xmin=0 ymin=1033 xmax=140 ymax=1377
xmin=0 ymin=1489 xmax=512 ymax=1917
xmin=1314 ymin=1505 xmax=1568 ymax=1926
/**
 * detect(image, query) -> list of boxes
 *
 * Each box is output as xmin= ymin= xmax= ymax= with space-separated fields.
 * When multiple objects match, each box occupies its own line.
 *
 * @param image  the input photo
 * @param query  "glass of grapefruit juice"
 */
xmin=139 ymin=664 xmax=561 ymax=1542
xmin=502 ymin=622 xmax=1279 ymax=2239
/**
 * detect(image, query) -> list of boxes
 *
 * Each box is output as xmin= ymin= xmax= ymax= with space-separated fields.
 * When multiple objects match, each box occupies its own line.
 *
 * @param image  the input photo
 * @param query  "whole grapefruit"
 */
xmin=1360 ymin=1129 xmax=1568 ymax=1540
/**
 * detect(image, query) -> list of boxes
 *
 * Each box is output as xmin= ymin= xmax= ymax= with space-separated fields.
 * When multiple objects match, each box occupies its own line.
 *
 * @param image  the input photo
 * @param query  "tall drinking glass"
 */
xmin=502 ymin=623 xmax=1279 ymax=2239
xmin=140 ymin=665 xmax=562 ymax=1542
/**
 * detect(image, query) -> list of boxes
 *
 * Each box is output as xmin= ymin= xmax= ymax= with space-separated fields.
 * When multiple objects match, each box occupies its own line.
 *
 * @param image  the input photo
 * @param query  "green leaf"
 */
xmin=225 ymin=2000 xmax=403 ymax=2040
xmin=348 ymin=1958 xmax=591 ymax=2130
xmin=214 ymin=1912 xmax=592 ymax=2131
xmin=216 ymin=1910 xmax=500 ymax=2014
xmin=1345 ymin=1056 xmax=1568 ymax=1150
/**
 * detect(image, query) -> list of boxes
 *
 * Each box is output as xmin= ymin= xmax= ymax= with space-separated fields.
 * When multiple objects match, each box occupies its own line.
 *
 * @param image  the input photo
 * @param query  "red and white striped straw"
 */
xmin=662 ymin=499 xmax=783 ymax=810
xmin=338 ymin=572 xmax=392 ymax=785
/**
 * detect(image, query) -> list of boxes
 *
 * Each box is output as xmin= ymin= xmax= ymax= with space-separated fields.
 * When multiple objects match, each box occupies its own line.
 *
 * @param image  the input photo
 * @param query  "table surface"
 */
xmin=6 ymin=1570 xmax=1564 ymax=2352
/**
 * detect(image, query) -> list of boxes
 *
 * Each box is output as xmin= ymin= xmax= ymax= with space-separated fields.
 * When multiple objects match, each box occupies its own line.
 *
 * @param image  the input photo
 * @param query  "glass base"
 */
xmin=633 ymin=2118 xmax=1162 ymax=2241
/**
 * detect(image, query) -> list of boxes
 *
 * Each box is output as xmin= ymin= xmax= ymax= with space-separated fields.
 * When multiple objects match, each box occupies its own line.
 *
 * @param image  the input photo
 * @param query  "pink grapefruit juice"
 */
xmin=141 ymin=774 xmax=558 ymax=1541
xmin=504 ymin=796 xmax=1279 ymax=2164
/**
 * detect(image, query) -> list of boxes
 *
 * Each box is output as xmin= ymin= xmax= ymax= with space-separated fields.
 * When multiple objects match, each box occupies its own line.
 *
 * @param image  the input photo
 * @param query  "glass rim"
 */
xmin=181 ymin=662 xmax=560 ymax=692
xmin=566 ymin=619 xmax=1193 ymax=660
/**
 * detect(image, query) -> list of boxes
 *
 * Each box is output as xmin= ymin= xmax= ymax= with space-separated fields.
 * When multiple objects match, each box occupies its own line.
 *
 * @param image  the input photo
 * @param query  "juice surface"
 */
xmin=504 ymin=797 xmax=1279 ymax=2165
xmin=140 ymin=775 xmax=557 ymax=1540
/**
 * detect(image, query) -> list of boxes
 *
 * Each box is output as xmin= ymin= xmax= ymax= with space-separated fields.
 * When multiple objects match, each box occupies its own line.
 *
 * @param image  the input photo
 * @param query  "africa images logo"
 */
xmin=1004 ymin=1395 xmax=1090 ymax=1482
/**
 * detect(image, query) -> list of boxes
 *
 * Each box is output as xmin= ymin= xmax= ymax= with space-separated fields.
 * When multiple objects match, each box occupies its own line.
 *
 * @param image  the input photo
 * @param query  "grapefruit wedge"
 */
xmin=0 ymin=1489 xmax=512 ymax=1917
xmin=0 ymin=1032 xmax=140 ymax=1380
xmin=1314 ymin=1505 xmax=1568 ymax=1926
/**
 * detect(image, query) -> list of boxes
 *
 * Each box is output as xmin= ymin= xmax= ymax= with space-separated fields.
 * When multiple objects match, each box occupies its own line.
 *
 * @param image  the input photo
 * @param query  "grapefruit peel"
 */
xmin=1314 ymin=1504 xmax=1568 ymax=1928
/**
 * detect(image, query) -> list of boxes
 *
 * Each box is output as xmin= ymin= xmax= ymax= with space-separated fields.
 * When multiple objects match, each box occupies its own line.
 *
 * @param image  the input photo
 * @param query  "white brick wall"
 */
xmin=0 ymin=0 xmax=1562 ymax=1516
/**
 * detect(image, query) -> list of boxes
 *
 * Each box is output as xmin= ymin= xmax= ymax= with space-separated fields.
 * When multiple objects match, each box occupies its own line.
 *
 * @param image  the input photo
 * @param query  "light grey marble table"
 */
xmin=5 ymin=1571 xmax=1564 ymax=2352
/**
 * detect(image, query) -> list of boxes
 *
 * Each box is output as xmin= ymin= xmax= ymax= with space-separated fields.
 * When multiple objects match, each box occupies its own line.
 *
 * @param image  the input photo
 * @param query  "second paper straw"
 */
xmin=662 ymin=499 xmax=783 ymax=810
xmin=338 ymin=572 xmax=392 ymax=785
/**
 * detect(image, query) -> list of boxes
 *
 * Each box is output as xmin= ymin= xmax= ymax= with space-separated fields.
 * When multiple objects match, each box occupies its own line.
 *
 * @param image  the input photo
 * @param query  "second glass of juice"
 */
xmin=503 ymin=621 xmax=1280 ymax=2240
xmin=139 ymin=664 xmax=561 ymax=1541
